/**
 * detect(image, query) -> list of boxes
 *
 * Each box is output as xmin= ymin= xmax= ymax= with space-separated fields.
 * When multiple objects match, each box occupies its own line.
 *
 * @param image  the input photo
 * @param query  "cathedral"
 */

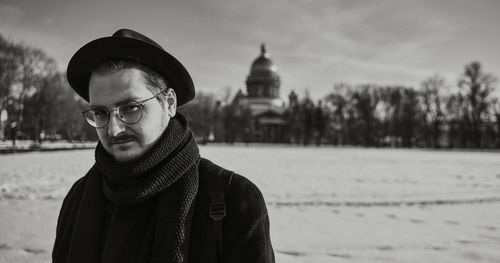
xmin=232 ymin=44 xmax=287 ymax=143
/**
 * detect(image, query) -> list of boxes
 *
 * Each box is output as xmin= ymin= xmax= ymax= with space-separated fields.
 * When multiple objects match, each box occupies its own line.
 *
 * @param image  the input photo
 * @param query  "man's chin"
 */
xmin=111 ymin=151 xmax=141 ymax=162
xmin=108 ymin=142 xmax=142 ymax=162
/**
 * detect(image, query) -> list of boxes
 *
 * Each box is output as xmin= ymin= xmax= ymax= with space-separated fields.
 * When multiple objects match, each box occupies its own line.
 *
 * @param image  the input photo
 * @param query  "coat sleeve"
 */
xmin=223 ymin=173 xmax=275 ymax=263
xmin=52 ymin=175 xmax=88 ymax=262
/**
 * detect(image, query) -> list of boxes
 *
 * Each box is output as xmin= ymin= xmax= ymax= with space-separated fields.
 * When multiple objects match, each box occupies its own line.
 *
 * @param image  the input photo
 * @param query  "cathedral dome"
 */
xmin=249 ymin=44 xmax=279 ymax=78
xmin=246 ymin=43 xmax=281 ymax=99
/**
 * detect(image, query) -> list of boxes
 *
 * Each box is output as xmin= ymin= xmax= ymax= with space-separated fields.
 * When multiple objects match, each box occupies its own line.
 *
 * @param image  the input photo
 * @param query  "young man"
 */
xmin=52 ymin=29 xmax=275 ymax=263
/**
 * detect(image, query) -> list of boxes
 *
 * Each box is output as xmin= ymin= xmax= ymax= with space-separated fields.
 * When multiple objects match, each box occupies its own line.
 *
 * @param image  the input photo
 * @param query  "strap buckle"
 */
xmin=209 ymin=201 xmax=226 ymax=221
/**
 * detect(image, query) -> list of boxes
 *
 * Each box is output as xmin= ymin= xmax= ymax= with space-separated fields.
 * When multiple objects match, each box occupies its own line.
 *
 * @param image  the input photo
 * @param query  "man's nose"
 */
xmin=107 ymin=112 xmax=126 ymax=137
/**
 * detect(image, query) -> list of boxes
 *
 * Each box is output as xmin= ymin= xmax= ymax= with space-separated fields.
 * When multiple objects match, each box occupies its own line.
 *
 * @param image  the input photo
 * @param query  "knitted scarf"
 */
xmin=61 ymin=114 xmax=200 ymax=263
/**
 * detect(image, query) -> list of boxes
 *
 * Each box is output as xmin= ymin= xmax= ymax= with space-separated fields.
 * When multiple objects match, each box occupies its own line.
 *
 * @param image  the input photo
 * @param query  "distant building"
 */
xmin=232 ymin=44 xmax=287 ymax=142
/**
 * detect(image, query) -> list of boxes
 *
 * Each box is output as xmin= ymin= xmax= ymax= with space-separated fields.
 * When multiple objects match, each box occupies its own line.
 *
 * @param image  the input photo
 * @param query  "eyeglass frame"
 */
xmin=81 ymin=88 xmax=169 ymax=128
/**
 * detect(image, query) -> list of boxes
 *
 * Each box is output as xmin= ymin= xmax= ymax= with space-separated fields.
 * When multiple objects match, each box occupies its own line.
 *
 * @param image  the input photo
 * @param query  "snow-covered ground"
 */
xmin=1 ymin=146 xmax=499 ymax=262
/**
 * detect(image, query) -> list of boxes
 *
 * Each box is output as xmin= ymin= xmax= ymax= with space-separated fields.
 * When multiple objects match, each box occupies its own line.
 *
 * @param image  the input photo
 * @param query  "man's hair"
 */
xmin=91 ymin=59 xmax=170 ymax=102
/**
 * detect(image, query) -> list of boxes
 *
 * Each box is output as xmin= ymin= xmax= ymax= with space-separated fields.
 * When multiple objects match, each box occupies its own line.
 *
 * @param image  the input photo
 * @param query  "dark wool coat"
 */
xmin=53 ymin=158 xmax=275 ymax=263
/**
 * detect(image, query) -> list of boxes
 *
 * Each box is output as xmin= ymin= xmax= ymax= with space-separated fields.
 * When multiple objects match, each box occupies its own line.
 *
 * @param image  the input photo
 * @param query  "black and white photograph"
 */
xmin=1 ymin=0 xmax=500 ymax=262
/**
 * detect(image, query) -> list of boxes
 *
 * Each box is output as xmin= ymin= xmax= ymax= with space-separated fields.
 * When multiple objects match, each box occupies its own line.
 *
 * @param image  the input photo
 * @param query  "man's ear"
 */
xmin=165 ymin=88 xmax=177 ymax=117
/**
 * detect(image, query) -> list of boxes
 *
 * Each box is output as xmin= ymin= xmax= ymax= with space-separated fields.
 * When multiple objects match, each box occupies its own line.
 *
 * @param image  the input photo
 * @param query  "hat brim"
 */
xmin=67 ymin=36 xmax=195 ymax=106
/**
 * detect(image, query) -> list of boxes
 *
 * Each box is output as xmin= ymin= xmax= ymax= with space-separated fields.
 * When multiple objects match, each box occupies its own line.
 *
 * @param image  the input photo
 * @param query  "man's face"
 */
xmin=89 ymin=68 xmax=172 ymax=162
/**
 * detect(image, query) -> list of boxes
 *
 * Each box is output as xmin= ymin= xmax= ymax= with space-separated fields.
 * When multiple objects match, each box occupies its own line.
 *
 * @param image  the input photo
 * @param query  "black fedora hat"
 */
xmin=67 ymin=28 xmax=195 ymax=106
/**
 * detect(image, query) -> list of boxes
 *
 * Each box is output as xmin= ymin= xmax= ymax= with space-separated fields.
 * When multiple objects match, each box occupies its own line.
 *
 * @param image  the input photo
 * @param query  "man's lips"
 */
xmin=109 ymin=136 xmax=135 ymax=145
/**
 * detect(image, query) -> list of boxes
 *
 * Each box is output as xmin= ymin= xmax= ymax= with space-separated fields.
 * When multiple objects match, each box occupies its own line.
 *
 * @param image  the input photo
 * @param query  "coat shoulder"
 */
xmin=196 ymin=157 xmax=275 ymax=262
xmin=198 ymin=157 xmax=267 ymax=215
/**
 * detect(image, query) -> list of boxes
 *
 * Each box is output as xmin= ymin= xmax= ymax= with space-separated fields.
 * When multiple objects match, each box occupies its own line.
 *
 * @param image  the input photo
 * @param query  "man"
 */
xmin=52 ymin=29 xmax=275 ymax=263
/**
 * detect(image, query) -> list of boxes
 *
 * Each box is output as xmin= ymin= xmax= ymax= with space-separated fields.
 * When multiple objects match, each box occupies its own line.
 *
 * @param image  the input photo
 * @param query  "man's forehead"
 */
xmin=88 ymin=68 xmax=152 ymax=106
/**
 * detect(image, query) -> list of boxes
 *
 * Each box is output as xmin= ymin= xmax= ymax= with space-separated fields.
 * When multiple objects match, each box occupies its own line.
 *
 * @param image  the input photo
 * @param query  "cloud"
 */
xmin=0 ymin=3 xmax=24 ymax=25
xmin=1 ymin=0 xmax=498 ymax=99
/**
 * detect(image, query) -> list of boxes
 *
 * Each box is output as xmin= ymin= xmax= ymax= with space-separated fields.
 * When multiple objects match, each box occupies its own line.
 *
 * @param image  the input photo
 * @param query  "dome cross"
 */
xmin=260 ymin=43 xmax=267 ymax=56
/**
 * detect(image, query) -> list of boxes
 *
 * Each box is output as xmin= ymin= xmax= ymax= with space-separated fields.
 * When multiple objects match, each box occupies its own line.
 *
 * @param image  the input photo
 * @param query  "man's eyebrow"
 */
xmin=116 ymin=97 xmax=142 ymax=106
xmin=89 ymin=96 xmax=142 ymax=107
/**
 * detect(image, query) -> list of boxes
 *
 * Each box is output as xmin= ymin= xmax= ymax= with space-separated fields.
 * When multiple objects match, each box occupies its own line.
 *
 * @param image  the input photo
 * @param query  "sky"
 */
xmin=1 ymin=0 xmax=499 ymax=101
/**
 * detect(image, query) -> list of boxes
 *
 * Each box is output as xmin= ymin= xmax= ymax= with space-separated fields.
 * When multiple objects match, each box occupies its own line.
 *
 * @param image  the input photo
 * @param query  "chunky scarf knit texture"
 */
xmin=57 ymin=113 xmax=200 ymax=263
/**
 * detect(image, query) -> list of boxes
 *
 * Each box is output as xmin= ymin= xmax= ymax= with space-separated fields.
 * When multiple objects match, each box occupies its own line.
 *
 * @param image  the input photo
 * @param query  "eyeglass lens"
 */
xmin=83 ymin=103 xmax=143 ymax=128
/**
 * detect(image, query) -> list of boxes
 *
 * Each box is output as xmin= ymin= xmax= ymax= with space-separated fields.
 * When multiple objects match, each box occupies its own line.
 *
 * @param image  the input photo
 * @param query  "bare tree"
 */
xmin=420 ymin=74 xmax=446 ymax=148
xmin=0 ymin=34 xmax=20 ymax=141
xmin=9 ymin=45 xmax=55 ymax=145
xmin=458 ymin=61 xmax=497 ymax=147
xmin=324 ymin=83 xmax=350 ymax=145
xmin=351 ymin=85 xmax=380 ymax=146
xmin=491 ymin=98 xmax=500 ymax=148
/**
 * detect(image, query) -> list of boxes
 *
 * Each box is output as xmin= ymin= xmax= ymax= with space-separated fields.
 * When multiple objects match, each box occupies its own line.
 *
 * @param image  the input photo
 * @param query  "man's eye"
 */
xmin=121 ymin=104 xmax=140 ymax=113
xmin=92 ymin=110 xmax=108 ymax=118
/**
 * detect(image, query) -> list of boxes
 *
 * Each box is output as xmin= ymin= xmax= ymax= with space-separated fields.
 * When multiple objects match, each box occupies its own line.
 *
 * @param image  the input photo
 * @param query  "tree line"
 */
xmin=1 ymin=33 xmax=499 ymax=148
xmin=1 ymin=34 xmax=98 ymax=144
xmin=182 ymin=63 xmax=499 ymax=148
xmin=317 ymin=67 xmax=499 ymax=148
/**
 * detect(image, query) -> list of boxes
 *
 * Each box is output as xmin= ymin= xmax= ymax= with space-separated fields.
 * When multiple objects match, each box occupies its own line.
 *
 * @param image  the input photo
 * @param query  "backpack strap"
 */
xmin=202 ymin=158 xmax=234 ymax=262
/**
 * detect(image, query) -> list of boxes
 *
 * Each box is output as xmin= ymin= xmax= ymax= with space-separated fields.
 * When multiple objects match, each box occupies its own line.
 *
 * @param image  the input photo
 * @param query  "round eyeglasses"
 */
xmin=81 ymin=88 xmax=167 ymax=128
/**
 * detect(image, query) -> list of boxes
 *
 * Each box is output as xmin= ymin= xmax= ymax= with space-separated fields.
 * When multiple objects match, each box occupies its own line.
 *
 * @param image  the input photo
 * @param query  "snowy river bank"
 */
xmin=1 ymin=146 xmax=499 ymax=262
